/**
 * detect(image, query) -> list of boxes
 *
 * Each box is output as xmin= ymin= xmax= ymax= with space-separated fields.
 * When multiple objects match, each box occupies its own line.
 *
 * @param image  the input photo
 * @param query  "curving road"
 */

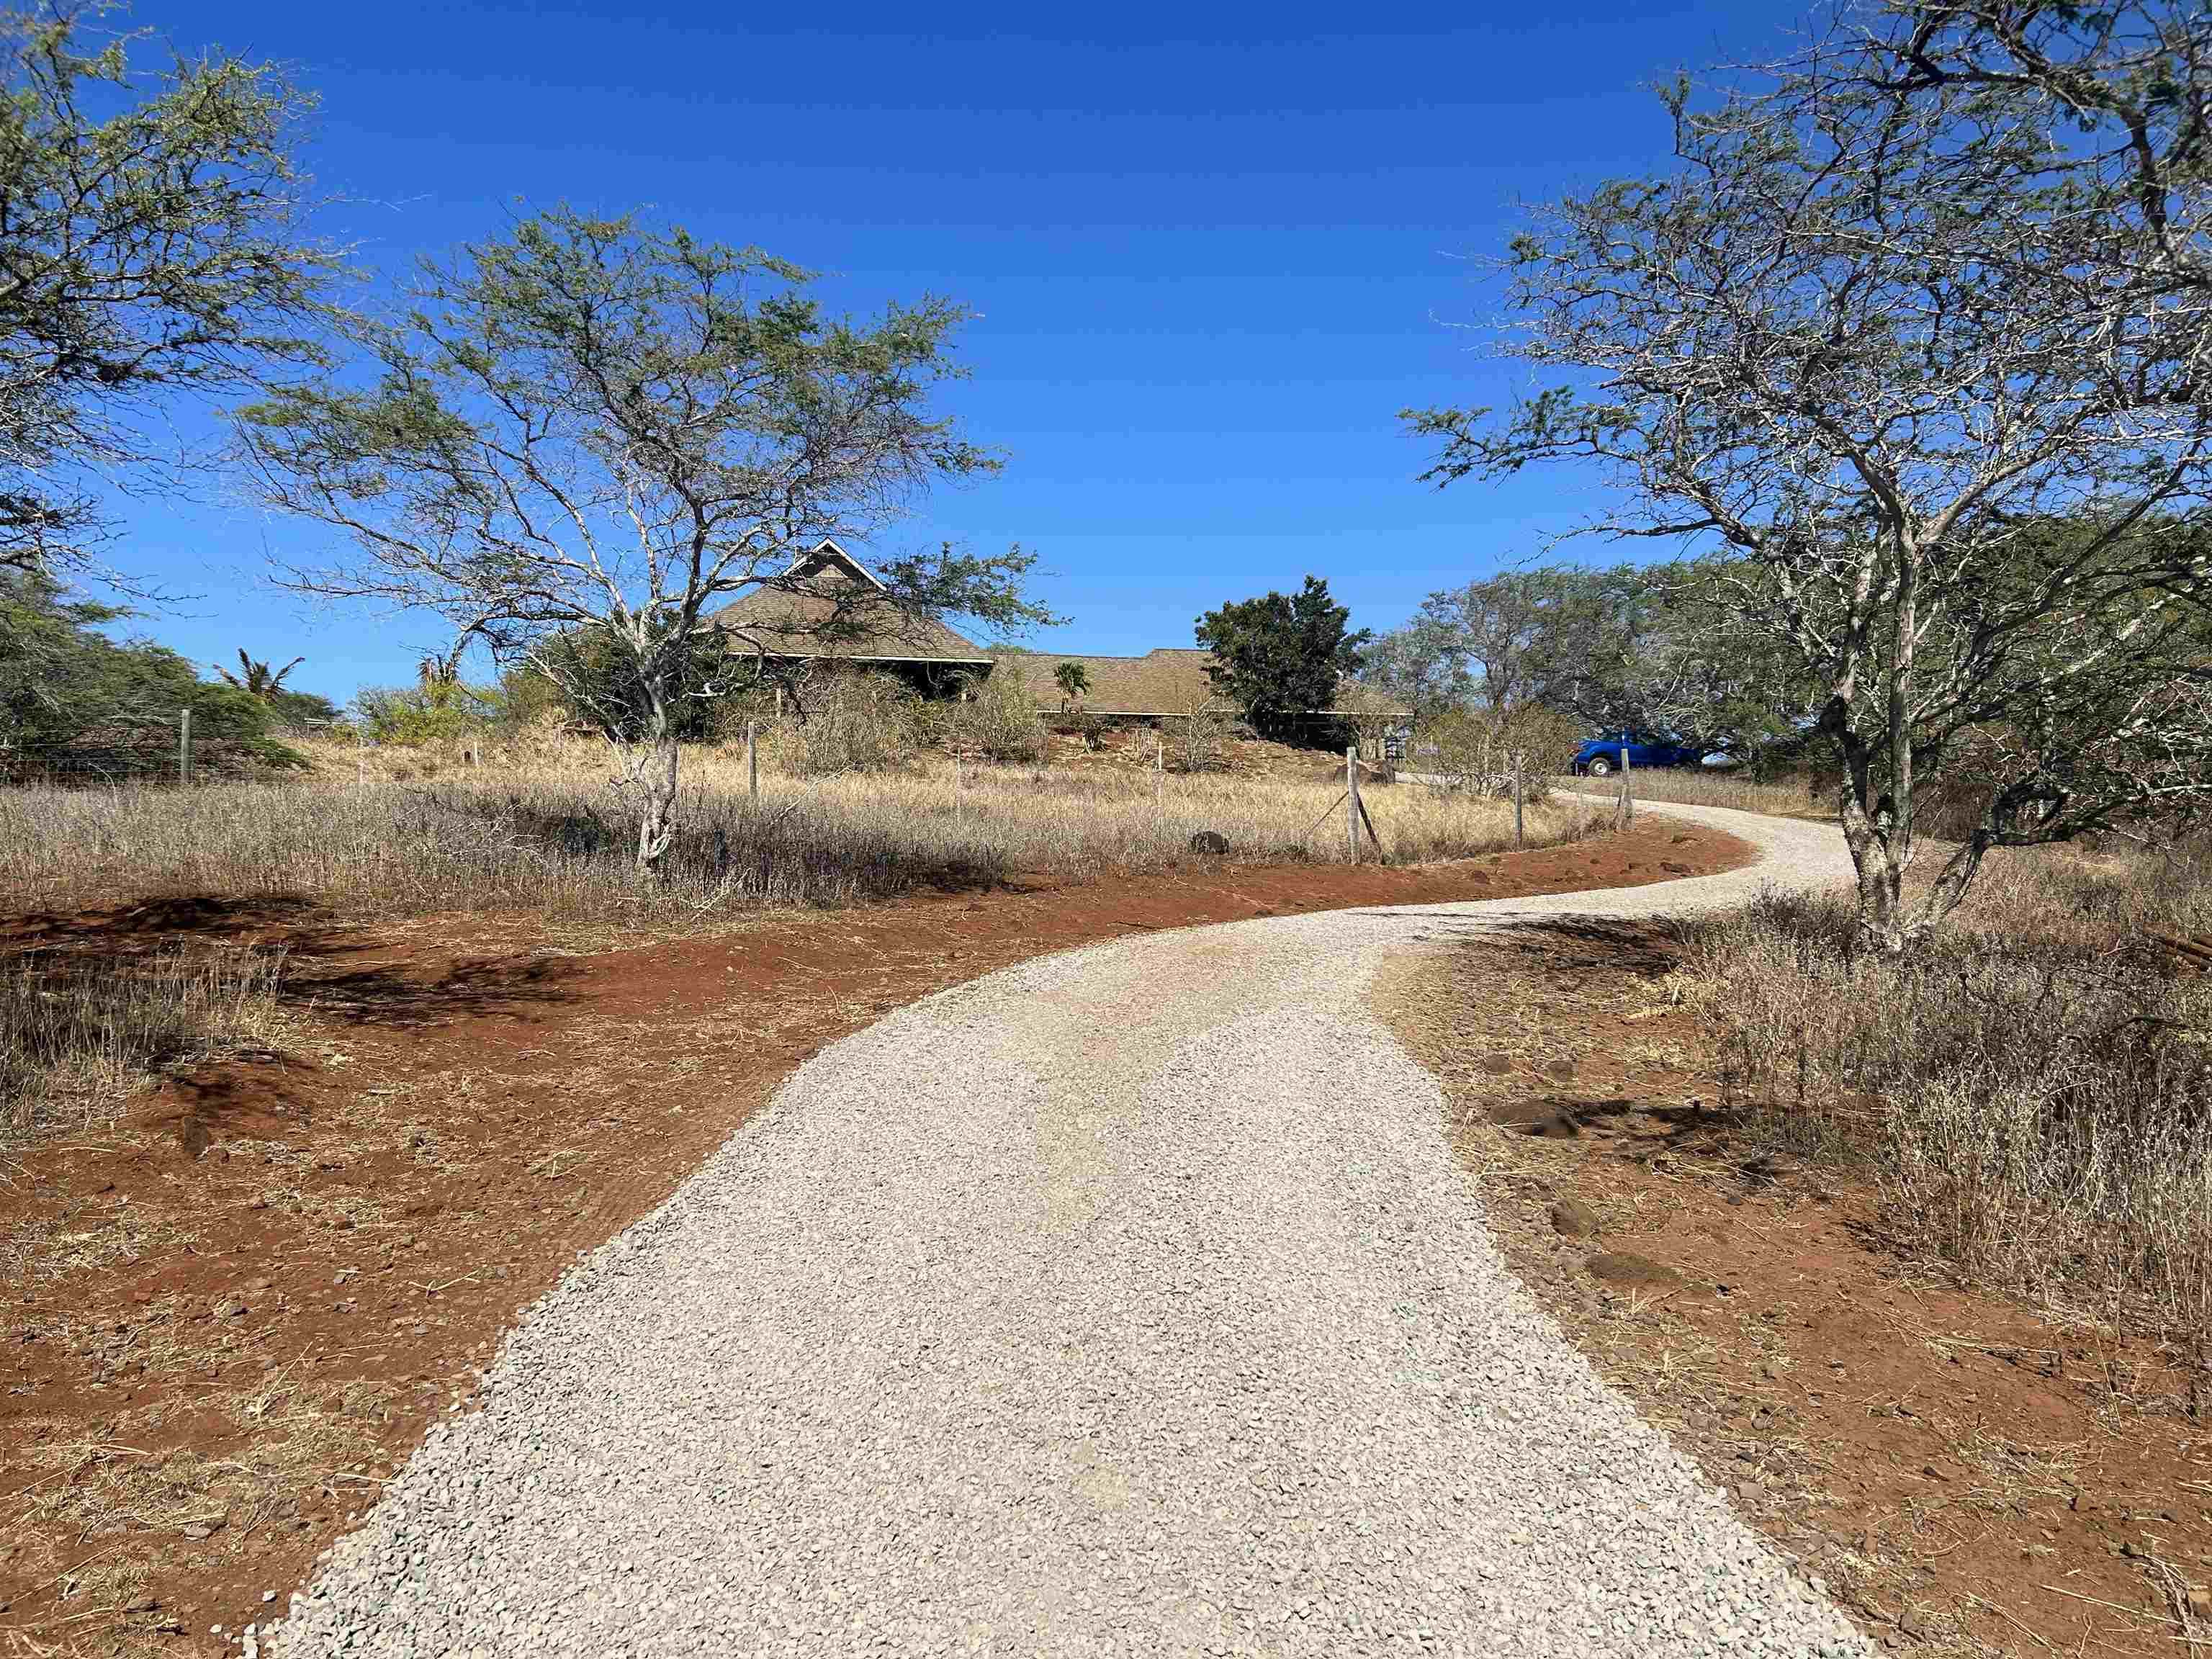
xmin=269 ymin=801 xmax=1866 ymax=1659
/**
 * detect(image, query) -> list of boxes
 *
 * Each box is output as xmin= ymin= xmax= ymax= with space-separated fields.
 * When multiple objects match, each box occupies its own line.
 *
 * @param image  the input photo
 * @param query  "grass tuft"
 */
xmin=1674 ymin=844 xmax=2212 ymax=1331
xmin=1 ymin=944 xmax=289 ymax=1152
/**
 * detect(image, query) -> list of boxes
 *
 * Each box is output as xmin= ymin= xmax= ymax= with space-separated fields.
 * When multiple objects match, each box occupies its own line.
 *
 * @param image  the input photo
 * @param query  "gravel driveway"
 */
xmin=269 ymin=800 xmax=1868 ymax=1658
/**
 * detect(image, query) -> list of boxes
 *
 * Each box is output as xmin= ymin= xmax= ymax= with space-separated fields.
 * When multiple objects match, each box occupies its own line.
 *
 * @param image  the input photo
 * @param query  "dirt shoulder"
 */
xmin=1373 ymin=920 xmax=2212 ymax=1658
xmin=0 ymin=819 xmax=1750 ymax=1658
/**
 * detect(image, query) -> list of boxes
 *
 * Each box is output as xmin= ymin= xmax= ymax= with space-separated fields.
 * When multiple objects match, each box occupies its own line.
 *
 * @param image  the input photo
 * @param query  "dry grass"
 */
xmin=1673 ymin=842 xmax=2212 ymax=1334
xmin=0 ymin=734 xmax=1597 ymax=1147
xmin=1 ymin=944 xmax=291 ymax=1154
xmin=1568 ymin=766 xmax=1831 ymax=819
xmin=0 ymin=735 xmax=1601 ymax=930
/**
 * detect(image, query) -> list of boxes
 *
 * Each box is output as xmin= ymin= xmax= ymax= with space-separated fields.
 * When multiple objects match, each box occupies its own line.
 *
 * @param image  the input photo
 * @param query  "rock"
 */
xmin=1187 ymin=830 xmax=1230 ymax=855
xmin=1586 ymin=1251 xmax=1683 ymax=1289
xmin=1545 ymin=1056 xmax=1577 ymax=1080
xmin=1479 ymin=1053 xmax=1514 ymax=1076
xmin=1660 ymin=860 xmax=1691 ymax=875
xmin=2186 ymin=1587 xmax=2210 ymax=1622
xmin=1549 ymin=1199 xmax=1601 ymax=1239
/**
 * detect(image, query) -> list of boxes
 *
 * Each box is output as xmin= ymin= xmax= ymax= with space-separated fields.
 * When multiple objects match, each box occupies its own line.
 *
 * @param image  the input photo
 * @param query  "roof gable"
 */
xmin=706 ymin=538 xmax=987 ymax=665
xmin=788 ymin=539 xmax=885 ymax=590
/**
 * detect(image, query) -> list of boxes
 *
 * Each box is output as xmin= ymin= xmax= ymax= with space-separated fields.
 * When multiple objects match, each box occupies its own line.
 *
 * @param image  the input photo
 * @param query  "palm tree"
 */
xmin=214 ymin=649 xmax=305 ymax=699
xmin=1052 ymin=661 xmax=1092 ymax=712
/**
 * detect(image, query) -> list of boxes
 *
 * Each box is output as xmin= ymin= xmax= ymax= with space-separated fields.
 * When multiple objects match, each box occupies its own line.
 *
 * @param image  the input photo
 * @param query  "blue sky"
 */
xmin=104 ymin=1 xmax=1793 ymax=704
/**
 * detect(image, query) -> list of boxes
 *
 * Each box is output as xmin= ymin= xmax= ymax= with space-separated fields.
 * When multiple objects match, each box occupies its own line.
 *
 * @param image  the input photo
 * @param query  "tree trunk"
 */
xmin=629 ymin=731 xmax=679 ymax=871
xmin=1837 ymin=786 xmax=1910 ymax=953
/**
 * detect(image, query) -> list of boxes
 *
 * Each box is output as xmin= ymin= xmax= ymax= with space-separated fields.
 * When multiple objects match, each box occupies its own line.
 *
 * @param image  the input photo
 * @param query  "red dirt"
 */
xmin=1376 ymin=919 xmax=2212 ymax=1658
xmin=0 ymin=819 xmax=1751 ymax=1656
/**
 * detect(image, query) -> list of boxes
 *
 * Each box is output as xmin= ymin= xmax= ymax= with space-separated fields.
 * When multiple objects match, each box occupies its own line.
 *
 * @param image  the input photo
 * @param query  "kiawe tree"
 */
xmin=1406 ymin=1 xmax=2212 ymax=950
xmin=0 ymin=7 xmax=338 ymax=585
xmin=238 ymin=207 xmax=1050 ymax=868
xmin=1195 ymin=576 xmax=1369 ymax=745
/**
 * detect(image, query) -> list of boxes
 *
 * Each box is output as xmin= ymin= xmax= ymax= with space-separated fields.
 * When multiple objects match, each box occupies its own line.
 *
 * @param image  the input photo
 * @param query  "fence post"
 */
xmin=1346 ymin=744 xmax=1359 ymax=865
xmin=355 ymin=721 xmax=365 ymax=787
xmin=1622 ymin=744 xmax=1634 ymax=825
xmin=746 ymin=720 xmax=758 ymax=802
xmin=1154 ymin=730 xmax=1163 ymax=809
xmin=178 ymin=707 xmax=191 ymax=786
xmin=1514 ymin=753 xmax=1524 ymax=850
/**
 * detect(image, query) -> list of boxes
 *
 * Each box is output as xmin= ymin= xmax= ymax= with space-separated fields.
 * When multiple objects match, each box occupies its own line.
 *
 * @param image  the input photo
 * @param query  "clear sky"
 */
xmin=101 ymin=0 xmax=1794 ymax=705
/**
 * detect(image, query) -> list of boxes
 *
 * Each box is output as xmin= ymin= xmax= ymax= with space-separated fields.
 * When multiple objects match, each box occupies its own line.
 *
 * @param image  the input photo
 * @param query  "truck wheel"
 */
xmin=1586 ymin=757 xmax=1611 ymax=777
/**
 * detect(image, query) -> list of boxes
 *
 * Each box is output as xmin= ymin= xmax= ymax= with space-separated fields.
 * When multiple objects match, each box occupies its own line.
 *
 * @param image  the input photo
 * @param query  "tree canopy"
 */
xmin=239 ymin=206 xmax=1051 ymax=865
xmin=1406 ymin=0 xmax=2212 ymax=948
xmin=0 ymin=9 xmax=339 ymax=584
xmin=0 ymin=570 xmax=302 ymax=770
xmin=1195 ymin=576 xmax=1369 ymax=745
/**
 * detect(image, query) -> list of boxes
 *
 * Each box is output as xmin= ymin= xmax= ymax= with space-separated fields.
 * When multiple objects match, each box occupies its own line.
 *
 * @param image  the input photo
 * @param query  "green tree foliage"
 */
xmin=1051 ymin=661 xmax=1092 ymax=709
xmin=215 ymin=650 xmax=304 ymax=698
xmin=1195 ymin=576 xmax=1369 ymax=745
xmin=0 ymin=9 xmax=338 ymax=582
xmin=352 ymin=659 xmax=500 ymax=747
xmin=240 ymin=206 xmax=1051 ymax=868
xmin=0 ymin=570 xmax=301 ymax=768
xmin=512 ymin=624 xmax=757 ymax=743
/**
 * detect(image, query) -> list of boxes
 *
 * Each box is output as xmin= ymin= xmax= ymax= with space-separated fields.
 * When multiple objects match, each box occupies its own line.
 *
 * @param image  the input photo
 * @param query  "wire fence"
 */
xmin=0 ymin=709 xmax=310 ymax=788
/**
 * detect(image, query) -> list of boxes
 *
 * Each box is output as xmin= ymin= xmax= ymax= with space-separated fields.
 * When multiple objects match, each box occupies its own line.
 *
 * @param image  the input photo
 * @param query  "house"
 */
xmin=708 ymin=539 xmax=1411 ymax=740
xmin=706 ymin=539 xmax=994 ymax=698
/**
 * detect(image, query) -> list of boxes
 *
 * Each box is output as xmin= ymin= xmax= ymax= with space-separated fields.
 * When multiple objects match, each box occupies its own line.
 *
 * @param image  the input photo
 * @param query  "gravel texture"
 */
xmin=267 ymin=801 xmax=1869 ymax=1658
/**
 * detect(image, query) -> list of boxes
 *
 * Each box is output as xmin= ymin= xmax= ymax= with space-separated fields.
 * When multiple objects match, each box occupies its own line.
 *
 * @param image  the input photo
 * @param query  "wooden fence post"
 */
xmin=1514 ymin=753 xmax=1524 ymax=850
xmin=746 ymin=720 xmax=758 ymax=802
xmin=1622 ymin=743 xmax=1634 ymax=826
xmin=1154 ymin=730 xmax=1163 ymax=809
xmin=178 ymin=708 xmax=191 ymax=786
xmin=1346 ymin=744 xmax=1359 ymax=865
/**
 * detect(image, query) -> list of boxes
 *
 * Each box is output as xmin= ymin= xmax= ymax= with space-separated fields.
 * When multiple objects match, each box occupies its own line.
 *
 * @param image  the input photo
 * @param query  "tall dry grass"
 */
xmin=0 ymin=735 xmax=1601 ymax=930
xmin=1674 ymin=843 xmax=2212 ymax=1334
xmin=1 ymin=944 xmax=289 ymax=1151
xmin=1567 ymin=767 xmax=1827 ymax=819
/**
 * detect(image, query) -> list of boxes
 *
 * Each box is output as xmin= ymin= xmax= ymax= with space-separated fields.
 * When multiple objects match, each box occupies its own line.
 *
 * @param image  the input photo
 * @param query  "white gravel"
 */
xmin=267 ymin=801 xmax=1869 ymax=1658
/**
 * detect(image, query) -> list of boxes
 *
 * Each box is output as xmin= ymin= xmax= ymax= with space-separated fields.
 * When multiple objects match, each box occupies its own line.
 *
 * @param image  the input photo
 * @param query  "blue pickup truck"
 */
xmin=1571 ymin=729 xmax=1707 ymax=776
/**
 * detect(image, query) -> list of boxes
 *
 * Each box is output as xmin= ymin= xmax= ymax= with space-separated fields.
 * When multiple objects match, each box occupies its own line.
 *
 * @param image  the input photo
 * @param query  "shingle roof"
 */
xmin=1007 ymin=649 xmax=1230 ymax=715
xmin=706 ymin=540 xmax=992 ymax=665
xmin=1007 ymin=648 xmax=1413 ymax=719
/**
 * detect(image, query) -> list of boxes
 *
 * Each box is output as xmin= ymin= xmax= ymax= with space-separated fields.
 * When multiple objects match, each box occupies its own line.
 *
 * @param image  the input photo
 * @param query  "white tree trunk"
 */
xmin=624 ymin=706 xmax=680 ymax=871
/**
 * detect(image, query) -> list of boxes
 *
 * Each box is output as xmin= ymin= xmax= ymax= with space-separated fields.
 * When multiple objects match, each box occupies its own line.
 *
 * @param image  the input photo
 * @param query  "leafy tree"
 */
xmin=1365 ymin=563 xmax=1805 ymax=760
xmin=1406 ymin=4 xmax=2212 ymax=950
xmin=240 ymin=207 xmax=1050 ymax=868
xmin=510 ymin=622 xmax=755 ymax=743
xmin=1195 ymin=576 xmax=1369 ymax=745
xmin=352 ymin=660 xmax=500 ymax=747
xmin=0 ymin=9 xmax=338 ymax=583
xmin=0 ymin=569 xmax=301 ymax=768
xmin=1357 ymin=609 xmax=1471 ymax=724
xmin=1051 ymin=660 xmax=1091 ymax=710
xmin=214 ymin=651 xmax=305 ymax=698
xmin=264 ymin=685 xmax=341 ymax=732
